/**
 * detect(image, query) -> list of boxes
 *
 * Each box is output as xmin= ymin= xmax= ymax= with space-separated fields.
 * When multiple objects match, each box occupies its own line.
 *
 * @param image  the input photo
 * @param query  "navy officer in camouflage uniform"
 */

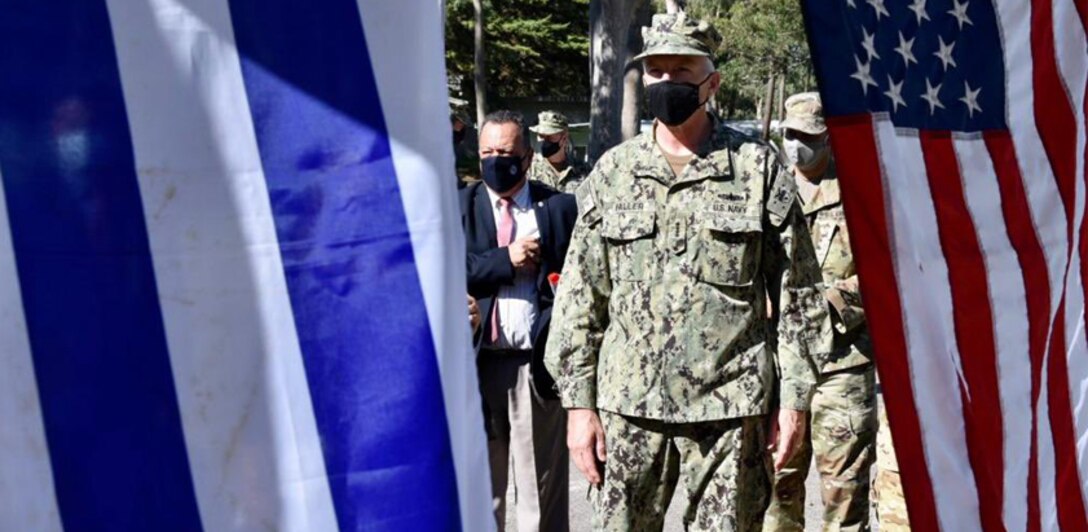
xmin=544 ymin=13 xmax=830 ymax=532
xmin=528 ymin=110 xmax=588 ymax=194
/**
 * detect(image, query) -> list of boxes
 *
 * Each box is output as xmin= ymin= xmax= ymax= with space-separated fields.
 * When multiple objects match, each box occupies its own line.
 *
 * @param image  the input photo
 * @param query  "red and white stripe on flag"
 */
xmin=801 ymin=0 xmax=1088 ymax=529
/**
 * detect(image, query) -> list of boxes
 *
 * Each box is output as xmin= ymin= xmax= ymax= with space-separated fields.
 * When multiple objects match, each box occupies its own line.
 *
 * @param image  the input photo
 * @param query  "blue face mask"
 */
xmin=481 ymin=154 xmax=527 ymax=194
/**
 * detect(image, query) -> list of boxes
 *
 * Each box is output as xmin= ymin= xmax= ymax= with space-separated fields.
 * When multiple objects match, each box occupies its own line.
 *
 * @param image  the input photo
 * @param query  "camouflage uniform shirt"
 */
xmin=797 ymin=163 xmax=872 ymax=374
xmin=528 ymin=153 xmax=588 ymax=194
xmin=544 ymin=117 xmax=830 ymax=422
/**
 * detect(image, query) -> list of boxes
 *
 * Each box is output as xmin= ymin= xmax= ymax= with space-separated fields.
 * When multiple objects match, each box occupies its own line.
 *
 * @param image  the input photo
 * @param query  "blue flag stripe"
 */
xmin=0 ymin=1 xmax=204 ymax=530
xmin=226 ymin=2 xmax=463 ymax=530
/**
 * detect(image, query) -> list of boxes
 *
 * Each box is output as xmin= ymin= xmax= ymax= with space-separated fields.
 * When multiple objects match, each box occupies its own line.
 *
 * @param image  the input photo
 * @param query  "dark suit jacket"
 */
xmin=460 ymin=180 xmax=578 ymax=400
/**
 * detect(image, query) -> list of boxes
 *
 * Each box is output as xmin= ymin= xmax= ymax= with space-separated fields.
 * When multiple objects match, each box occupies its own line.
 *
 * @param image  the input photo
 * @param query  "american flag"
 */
xmin=802 ymin=0 xmax=1088 ymax=530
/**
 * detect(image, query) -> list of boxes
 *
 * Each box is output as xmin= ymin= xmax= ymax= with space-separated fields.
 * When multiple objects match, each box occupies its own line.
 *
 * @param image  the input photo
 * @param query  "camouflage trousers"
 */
xmin=764 ymin=364 xmax=876 ymax=532
xmin=592 ymin=411 xmax=770 ymax=532
xmin=873 ymin=399 xmax=910 ymax=531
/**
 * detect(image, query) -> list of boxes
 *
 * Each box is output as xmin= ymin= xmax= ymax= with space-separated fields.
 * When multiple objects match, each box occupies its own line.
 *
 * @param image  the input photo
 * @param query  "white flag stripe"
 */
xmin=1075 ymin=336 xmax=1088 ymax=495
xmin=1053 ymin=0 xmax=1088 ymax=360
xmin=1038 ymin=366 xmax=1061 ymax=532
xmin=355 ymin=1 xmax=495 ymax=529
xmin=105 ymin=1 xmax=339 ymax=529
xmin=0 ymin=167 xmax=63 ymax=532
xmin=1053 ymin=0 xmax=1088 ymax=230
xmin=954 ymin=136 xmax=1033 ymax=532
xmin=993 ymin=0 xmax=1070 ymax=310
xmin=994 ymin=2 xmax=1079 ymax=528
xmin=1075 ymin=253 xmax=1088 ymax=467
xmin=1061 ymin=245 xmax=1088 ymax=518
xmin=1067 ymin=312 xmax=1088 ymax=507
xmin=877 ymin=119 xmax=983 ymax=532
xmin=1053 ymin=0 xmax=1088 ymax=513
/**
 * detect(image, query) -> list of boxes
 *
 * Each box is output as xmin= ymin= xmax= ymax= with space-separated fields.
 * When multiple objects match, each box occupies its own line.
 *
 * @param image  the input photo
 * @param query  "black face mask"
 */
xmin=452 ymin=128 xmax=466 ymax=144
xmin=646 ymin=74 xmax=712 ymax=126
xmin=481 ymin=154 xmax=527 ymax=194
xmin=540 ymin=139 xmax=562 ymax=158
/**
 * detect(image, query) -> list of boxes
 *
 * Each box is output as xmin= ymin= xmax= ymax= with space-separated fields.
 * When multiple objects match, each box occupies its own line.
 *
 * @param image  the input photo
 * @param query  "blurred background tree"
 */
xmin=446 ymin=0 xmax=591 ymax=116
xmin=444 ymin=0 xmax=814 ymax=162
xmin=658 ymin=0 xmax=814 ymax=120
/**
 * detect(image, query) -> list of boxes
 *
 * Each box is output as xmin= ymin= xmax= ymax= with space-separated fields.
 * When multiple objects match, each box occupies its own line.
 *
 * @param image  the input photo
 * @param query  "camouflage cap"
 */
xmin=529 ymin=110 xmax=569 ymax=135
xmin=634 ymin=13 xmax=722 ymax=61
xmin=782 ymin=92 xmax=826 ymax=135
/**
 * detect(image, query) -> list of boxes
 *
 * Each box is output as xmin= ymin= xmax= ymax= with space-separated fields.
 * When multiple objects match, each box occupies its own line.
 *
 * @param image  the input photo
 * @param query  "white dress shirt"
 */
xmin=485 ymin=183 xmax=539 ymax=351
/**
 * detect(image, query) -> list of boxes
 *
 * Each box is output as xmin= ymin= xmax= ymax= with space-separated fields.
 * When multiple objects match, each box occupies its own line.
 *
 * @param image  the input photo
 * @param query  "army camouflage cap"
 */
xmin=634 ymin=12 xmax=722 ymax=61
xmin=529 ymin=110 xmax=569 ymax=135
xmin=782 ymin=92 xmax=827 ymax=135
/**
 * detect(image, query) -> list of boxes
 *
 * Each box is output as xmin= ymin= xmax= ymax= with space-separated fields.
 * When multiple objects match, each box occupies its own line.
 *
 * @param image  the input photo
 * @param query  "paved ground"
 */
xmin=503 ymin=458 xmax=825 ymax=531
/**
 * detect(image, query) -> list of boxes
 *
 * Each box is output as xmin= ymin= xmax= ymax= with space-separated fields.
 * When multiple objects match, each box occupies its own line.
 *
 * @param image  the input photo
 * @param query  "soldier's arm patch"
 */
xmin=765 ymin=162 xmax=797 ymax=228
xmin=576 ymin=180 xmax=602 ymax=226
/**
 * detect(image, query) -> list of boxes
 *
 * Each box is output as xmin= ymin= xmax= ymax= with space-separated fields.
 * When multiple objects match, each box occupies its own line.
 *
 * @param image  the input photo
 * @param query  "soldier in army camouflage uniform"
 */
xmin=764 ymin=93 xmax=876 ymax=532
xmin=544 ymin=14 xmax=831 ymax=532
xmin=528 ymin=110 xmax=588 ymax=193
xmin=873 ymin=400 xmax=910 ymax=530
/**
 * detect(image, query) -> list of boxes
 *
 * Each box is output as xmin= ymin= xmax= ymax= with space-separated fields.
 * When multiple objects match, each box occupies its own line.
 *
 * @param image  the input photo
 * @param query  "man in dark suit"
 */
xmin=460 ymin=110 xmax=578 ymax=532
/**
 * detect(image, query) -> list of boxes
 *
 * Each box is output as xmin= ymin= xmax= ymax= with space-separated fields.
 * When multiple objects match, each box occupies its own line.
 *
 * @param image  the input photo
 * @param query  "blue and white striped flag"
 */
xmin=0 ymin=1 xmax=493 ymax=530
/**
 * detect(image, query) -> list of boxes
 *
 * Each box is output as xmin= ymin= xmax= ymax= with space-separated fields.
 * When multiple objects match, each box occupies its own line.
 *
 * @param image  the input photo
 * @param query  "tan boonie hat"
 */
xmin=782 ymin=92 xmax=827 ymax=135
xmin=529 ymin=110 xmax=569 ymax=135
xmin=634 ymin=12 xmax=722 ymax=61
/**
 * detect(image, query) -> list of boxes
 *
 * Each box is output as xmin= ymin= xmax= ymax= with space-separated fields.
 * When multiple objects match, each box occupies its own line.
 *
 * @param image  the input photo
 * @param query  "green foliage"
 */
xmin=446 ymin=0 xmax=591 ymax=101
xmin=719 ymin=0 xmax=813 ymax=108
xmin=445 ymin=0 xmax=813 ymax=118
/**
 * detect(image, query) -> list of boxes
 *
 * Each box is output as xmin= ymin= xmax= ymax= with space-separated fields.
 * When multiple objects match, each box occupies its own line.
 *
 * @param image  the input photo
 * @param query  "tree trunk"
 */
xmin=761 ymin=74 xmax=775 ymax=140
xmin=776 ymin=72 xmax=786 ymax=120
xmin=472 ymin=0 xmax=487 ymax=127
xmin=665 ymin=0 xmax=686 ymax=13
xmin=590 ymin=0 xmax=639 ymax=163
xmin=620 ymin=65 xmax=643 ymax=142
xmin=621 ymin=0 xmax=651 ymax=141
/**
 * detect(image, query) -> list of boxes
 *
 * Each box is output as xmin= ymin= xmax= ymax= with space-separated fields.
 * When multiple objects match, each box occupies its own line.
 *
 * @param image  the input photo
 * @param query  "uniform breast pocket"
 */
xmin=696 ymin=215 xmax=761 ymax=286
xmin=601 ymin=211 xmax=656 ymax=281
xmin=832 ymin=220 xmax=854 ymax=268
xmin=815 ymin=217 xmax=839 ymax=266
xmin=820 ymin=217 xmax=855 ymax=278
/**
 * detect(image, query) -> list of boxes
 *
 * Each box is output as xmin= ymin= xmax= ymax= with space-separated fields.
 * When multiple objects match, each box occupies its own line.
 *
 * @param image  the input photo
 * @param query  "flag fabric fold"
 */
xmin=802 ymin=0 xmax=1088 ymax=530
xmin=0 ymin=1 xmax=493 ymax=530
